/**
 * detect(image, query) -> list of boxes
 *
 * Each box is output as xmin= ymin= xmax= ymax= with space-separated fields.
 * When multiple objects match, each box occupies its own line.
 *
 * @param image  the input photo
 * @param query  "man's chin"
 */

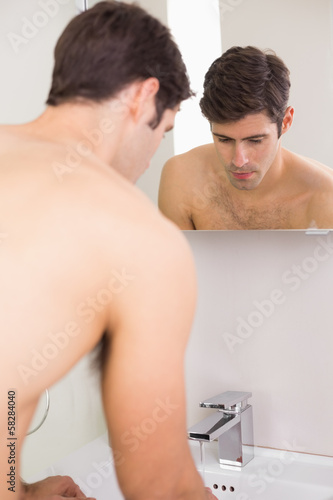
xmin=229 ymin=175 xmax=261 ymax=191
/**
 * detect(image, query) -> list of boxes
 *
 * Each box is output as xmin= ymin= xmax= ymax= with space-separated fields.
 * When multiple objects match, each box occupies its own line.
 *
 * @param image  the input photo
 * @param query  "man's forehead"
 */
xmin=211 ymin=112 xmax=275 ymax=137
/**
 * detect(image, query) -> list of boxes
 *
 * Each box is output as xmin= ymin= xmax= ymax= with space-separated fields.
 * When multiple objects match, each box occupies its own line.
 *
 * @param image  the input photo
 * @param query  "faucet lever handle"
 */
xmin=199 ymin=391 xmax=252 ymax=410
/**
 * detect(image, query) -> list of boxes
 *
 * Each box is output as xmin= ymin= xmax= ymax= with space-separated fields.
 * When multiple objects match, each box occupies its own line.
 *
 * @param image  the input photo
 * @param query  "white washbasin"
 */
xmin=27 ymin=434 xmax=333 ymax=500
xmin=189 ymin=441 xmax=333 ymax=500
xmin=27 ymin=433 xmax=123 ymax=500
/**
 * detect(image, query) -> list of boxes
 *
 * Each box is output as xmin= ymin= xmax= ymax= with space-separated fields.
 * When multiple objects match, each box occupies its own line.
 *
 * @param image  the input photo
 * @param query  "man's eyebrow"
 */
xmin=212 ymin=132 xmax=268 ymax=140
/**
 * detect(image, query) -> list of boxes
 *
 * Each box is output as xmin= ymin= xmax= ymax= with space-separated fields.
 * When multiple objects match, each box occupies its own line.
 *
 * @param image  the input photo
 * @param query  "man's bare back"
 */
xmin=0 ymin=115 xmax=208 ymax=500
xmin=0 ymin=122 xmax=156 ymax=492
xmin=159 ymin=135 xmax=333 ymax=230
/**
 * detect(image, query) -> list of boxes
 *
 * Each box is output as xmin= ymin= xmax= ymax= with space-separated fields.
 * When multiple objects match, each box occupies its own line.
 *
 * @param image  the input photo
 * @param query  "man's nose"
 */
xmin=232 ymin=144 xmax=249 ymax=168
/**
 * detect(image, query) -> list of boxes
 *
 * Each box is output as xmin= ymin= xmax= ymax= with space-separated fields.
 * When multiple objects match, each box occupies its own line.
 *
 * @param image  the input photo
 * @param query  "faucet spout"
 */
xmin=188 ymin=411 xmax=240 ymax=441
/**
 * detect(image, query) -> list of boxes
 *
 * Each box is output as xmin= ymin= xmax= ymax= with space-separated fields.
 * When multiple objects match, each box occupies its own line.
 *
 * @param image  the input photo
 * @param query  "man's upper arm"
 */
xmin=158 ymin=157 xmax=195 ymax=229
xmin=101 ymin=223 xmax=198 ymax=499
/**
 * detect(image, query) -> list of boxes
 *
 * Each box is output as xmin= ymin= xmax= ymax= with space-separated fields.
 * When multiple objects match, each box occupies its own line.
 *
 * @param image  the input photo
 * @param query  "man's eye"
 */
xmin=218 ymin=138 xmax=231 ymax=143
xmin=249 ymin=139 xmax=262 ymax=144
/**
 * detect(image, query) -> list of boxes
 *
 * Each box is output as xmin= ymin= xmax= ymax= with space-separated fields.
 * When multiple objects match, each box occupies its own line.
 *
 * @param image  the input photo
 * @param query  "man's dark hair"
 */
xmin=46 ymin=1 xmax=193 ymax=128
xmin=200 ymin=46 xmax=291 ymax=136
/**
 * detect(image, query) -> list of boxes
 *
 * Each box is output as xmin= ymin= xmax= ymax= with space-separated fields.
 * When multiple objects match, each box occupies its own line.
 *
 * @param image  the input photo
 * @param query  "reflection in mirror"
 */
xmin=158 ymin=46 xmax=333 ymax=230
xmin=1 ymin=0 xmax=332 ymax=230
xmin=156 ymin=0 xmax=333 ymax=230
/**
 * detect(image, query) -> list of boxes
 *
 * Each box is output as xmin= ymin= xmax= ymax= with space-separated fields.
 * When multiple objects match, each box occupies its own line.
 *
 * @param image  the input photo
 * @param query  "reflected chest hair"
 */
xmin=192 ymin=184 xmax=293 ymax=230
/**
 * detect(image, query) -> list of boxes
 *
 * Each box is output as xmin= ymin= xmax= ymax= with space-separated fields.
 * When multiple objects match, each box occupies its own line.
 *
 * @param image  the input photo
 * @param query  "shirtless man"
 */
xmin=158 ymin=46 xmax=333 ymax=230
xmin=0 ymin=2 xmax=217 ymax=500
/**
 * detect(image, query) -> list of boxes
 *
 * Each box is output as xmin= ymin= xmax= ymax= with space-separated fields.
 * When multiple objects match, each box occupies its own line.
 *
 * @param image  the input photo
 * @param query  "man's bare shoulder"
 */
xmin=159 ymin=144 xmax=218 ymax=228
xmin=50 ymin=155 xmax=191 ymax=265
xmin=0 ymin=123 xmax=185 ymax=244
xmin=163 ymin=143 xmax=215 ymax=176
xmin=160 ymin=143 xmax=217 ymax=195
xmin=283 ymin=149 xmax=333 ymax=227
xmin=283 ymin=148 xmax=333 ymax=187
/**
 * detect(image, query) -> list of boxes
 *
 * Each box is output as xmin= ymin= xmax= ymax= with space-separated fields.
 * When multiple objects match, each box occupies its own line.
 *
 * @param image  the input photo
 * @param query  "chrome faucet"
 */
xmin=188 ymin=391 xmax=254 ymax=468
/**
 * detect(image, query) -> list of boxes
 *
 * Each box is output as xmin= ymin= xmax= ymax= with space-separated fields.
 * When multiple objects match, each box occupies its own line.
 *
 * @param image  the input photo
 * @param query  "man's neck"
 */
xmin=22 ymin=102 xmax=128 ymax=170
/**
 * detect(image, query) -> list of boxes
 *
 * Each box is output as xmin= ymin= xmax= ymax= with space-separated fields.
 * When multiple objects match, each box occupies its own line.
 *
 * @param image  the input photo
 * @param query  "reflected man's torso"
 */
xmin=159 ymin=143 xmax=333 ymax=230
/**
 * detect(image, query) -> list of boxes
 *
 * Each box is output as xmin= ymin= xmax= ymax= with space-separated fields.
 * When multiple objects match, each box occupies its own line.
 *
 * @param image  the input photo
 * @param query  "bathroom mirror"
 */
xmin=138 ymin=0 xmax=333 ymax=230
xmin=1 ymin=0 xmax=332 ymax=229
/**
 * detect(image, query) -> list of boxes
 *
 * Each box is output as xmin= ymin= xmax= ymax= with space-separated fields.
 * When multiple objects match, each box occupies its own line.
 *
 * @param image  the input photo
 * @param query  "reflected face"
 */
xmin=212 ymin=113 xmax=282 ymax=191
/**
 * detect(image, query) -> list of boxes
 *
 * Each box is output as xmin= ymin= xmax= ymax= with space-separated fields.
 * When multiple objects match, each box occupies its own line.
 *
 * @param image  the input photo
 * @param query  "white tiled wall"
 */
xmin=184 ymin=230 xmax=333 ymax=458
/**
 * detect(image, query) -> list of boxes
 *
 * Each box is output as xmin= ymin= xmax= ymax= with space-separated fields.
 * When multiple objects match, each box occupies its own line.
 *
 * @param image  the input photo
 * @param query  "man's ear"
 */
xmin=132 ymin=77 xmax=160 ymax=122
xmin=280 ymin=106 xmax=294 ymax=135
xmin=138 ymin=77 xmax=160 ymax=104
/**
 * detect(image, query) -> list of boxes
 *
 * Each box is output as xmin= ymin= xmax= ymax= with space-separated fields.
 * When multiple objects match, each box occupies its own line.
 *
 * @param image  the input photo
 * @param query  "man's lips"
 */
xmin=230 ymin=171 xmax=255 ymax=180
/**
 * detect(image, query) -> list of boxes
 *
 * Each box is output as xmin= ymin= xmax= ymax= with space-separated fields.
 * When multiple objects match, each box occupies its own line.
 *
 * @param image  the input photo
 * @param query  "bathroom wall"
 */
xmin=1 ymin=1 xmax=77 ymax=123
xmin=184 ymin=230 xmax=333 ymax=458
